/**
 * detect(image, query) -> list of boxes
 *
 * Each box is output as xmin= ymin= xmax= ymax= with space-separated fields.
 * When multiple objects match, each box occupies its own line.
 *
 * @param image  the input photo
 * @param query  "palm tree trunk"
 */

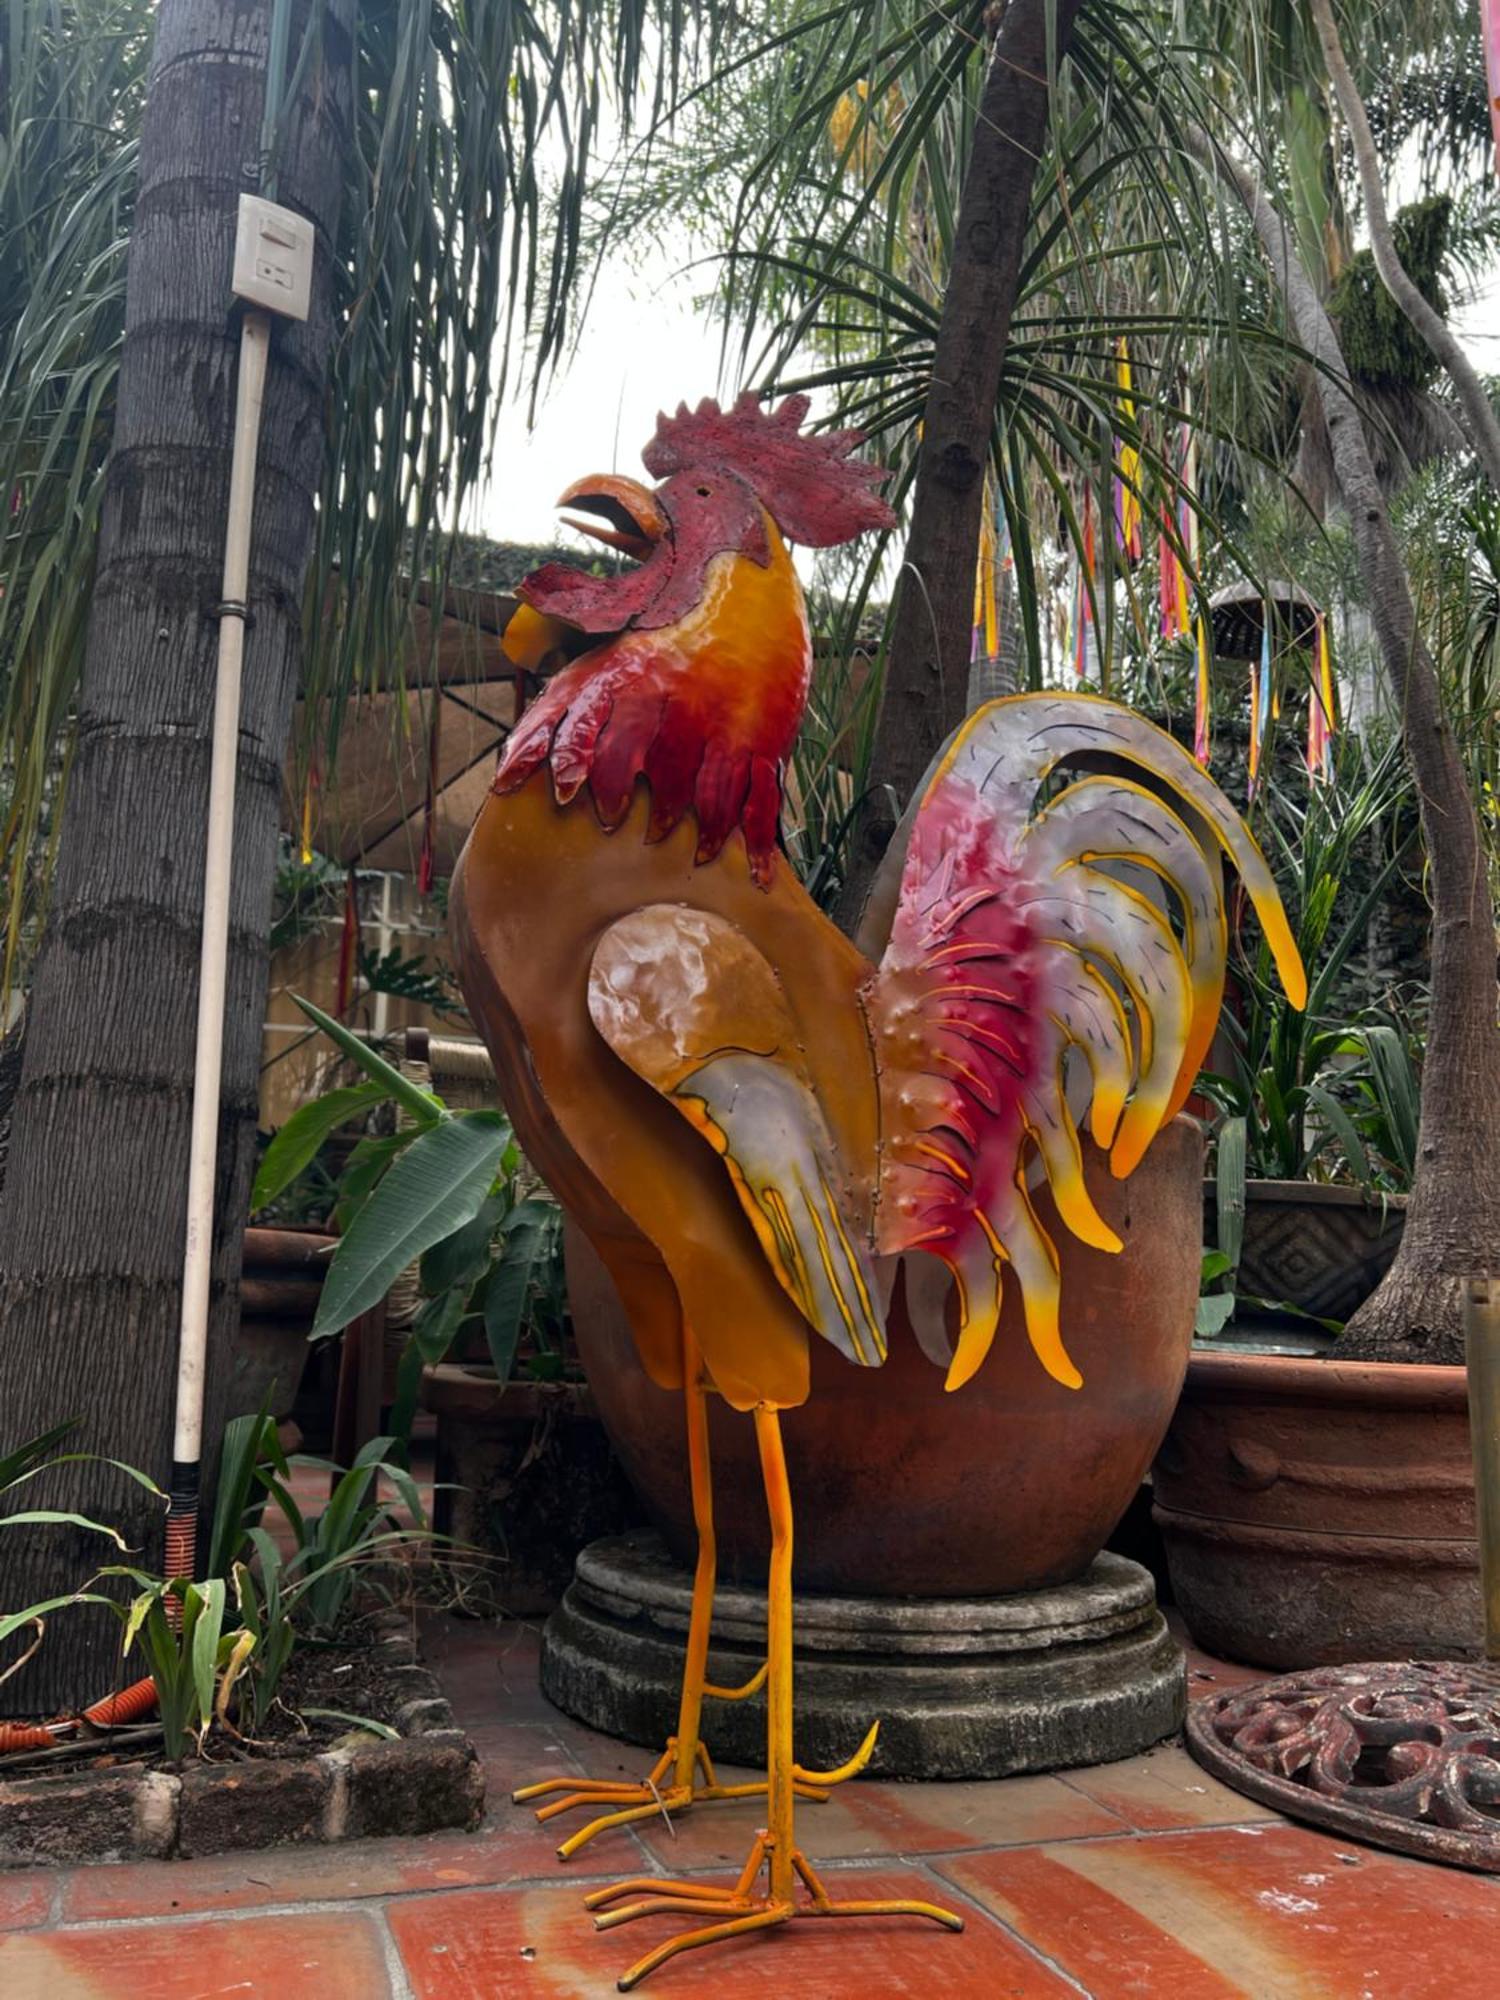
xmin=834 ymin=0 xmax=1085 ymax=934
xmin=1191 ymin=127 xmax=1500 ymax=1368
xmin=1307 ymin=0 xmax=1500 ymax=493
xmin=0 ymin=0 xmax=352 ymax=1715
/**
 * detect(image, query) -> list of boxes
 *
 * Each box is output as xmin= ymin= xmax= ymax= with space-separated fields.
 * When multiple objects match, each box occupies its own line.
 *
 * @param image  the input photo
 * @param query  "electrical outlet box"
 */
xmin=232 ymin=194 xmax=314 ymax=321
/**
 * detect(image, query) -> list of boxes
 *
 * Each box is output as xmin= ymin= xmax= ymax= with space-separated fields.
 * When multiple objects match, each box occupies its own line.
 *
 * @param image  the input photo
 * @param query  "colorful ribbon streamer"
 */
xmin=1248 ymin=605 xmax=1272 ymax=798
xmin=1114 ymin=339 xmax=1143 ymax=562
xmin=1485 ymin=0 xmax=1500 ymax=180
xmin=1307 ymin=611 xmax=1336 ymax=781
xmin=1193 ymin=613 xmax=1212 ymax=767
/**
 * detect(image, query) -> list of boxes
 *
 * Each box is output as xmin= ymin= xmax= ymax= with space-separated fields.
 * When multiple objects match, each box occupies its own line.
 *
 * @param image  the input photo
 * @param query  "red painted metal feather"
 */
xmin=868 ymin=694 xmax=1306 ymax=1395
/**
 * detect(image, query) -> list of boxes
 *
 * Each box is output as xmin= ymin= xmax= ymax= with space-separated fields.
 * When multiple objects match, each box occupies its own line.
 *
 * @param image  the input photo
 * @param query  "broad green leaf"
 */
xmin=302 ymin=1708 xmax=399 ymax=1740
xmin=1214 ymin=1117 xmax=1246 ymax=1274
xmin=1305 ymin=1083 xmax=1371 ymax=1187
xmin=483 ymin=1203 xmax=554 ymax=1384
xmin=293 ymin=996 xmax=445 ymax=1128
xmin=412 ymin=1287 xmax=469 ymax=1366
xmin=208 ymin=1411 xmax=280 ymax=1581
xmin=1200 ymin=1250 xmax=1232 ymax=1285
xmin=0 ymin=1592 xmax=113 ymax=1647
xmin=0 ymin=1508 xmax=129 ymax=1547
xmin=330 ymin=1131 xmax=418 ymax=1238
xmin=1195 ymin=1293 xmax=1236 ymax=1338
xmin=419 ymin=1192 xmax=507 ymax=1296
xmin=190 ymin=1579 xmax=227 ymax=1728
xmin=0 ymin=1419 xmax=80 ymax=1491
xmin=252 ymin=1080 xmax=388 ymax=1210
xmin=313 ymin=1114 xmax=511 ymax=1336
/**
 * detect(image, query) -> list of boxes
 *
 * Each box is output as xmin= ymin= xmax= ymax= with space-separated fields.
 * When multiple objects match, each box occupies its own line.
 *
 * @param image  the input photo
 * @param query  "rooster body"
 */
xmin=451 ymin=396 xmax=1302 ymax=1978
xmin=454 ymin=397 xmax=1302 ymax=1415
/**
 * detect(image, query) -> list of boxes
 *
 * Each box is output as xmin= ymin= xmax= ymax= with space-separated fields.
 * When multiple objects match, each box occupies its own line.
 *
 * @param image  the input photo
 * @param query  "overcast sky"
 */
xmin=477 ymin=212 xmax=1500 ymax=553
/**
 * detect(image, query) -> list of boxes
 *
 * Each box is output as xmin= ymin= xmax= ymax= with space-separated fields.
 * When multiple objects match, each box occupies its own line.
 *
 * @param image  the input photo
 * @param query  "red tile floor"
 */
xmin=3 ymin=1613 xmax=1498 ymax=1998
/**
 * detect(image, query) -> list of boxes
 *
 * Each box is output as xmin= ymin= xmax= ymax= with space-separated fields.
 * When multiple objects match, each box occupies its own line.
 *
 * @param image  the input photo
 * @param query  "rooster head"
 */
xmin=513 ymin=392 xmax=895 ymax=645
xmin=494 ymin=394 xmax=892 ymax=884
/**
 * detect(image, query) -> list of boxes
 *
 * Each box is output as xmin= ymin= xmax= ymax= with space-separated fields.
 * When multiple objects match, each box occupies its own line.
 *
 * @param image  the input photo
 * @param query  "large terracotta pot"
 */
xmin=1153 ymin=1351 xmax=1479 ymax=1669
xmin=228 ymin=1227 xmax=336 ymax=1422
xmin=566 ymin=1116 xmax=1203 ymax=1598
xmin=1205 ymin=1180 xmax=1406 ymax=1323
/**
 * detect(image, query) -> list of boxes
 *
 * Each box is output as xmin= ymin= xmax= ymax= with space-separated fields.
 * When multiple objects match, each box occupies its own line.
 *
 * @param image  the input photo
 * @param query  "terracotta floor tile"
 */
xmin=389 ymin=1865 xmax=1072 ymax=1998
xmin=1166 ymin=1613 xmax=1267 ymax=1696
xmin=626 ymin=1767 xmax=1125 ymax=1871
xmin=1061 ymin=1741 xmax=1284 ymax=1830
xmin=0 ymin=1909 xmax=391 ymax=2000
xmin=940 ymin=1823 xmax=1500 ymax=2000
xmin=0 ymin=1872 xmax=51 ymax=1931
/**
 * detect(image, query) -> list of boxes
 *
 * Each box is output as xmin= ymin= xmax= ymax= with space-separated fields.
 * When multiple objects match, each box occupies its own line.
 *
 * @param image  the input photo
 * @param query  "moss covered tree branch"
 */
xmin=1308 ymin=0 xmax=1500 ymax=493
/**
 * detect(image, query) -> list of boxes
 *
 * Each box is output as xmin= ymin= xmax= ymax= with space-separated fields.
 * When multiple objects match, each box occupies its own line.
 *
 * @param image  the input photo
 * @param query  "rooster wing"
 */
xmin=588 ymin=904 xmax=887 ymax=1372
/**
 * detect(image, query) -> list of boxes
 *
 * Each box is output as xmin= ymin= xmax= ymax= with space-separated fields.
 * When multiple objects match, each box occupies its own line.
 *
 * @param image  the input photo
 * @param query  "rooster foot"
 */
xmin=585 ymin=1831 xmax=963 ymax=1990
xmin=514 ymin=1729 xmax=833 ymax=1862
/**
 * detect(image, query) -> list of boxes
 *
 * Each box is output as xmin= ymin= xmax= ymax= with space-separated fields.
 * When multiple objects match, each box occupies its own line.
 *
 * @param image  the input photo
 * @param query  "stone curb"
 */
xmin=0 ymin=1620 xmax=485 ymax=1869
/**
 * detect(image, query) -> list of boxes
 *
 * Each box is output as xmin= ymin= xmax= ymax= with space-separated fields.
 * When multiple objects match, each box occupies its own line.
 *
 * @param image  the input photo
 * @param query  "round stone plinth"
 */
xmin=539 ymin=1531 xmax=1185 ymax=1779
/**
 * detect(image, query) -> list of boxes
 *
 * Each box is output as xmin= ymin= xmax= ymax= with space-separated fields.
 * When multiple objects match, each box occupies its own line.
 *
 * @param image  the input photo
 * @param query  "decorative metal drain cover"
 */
xmin=1187 ymin=1660 xmax=1500 ymax=1872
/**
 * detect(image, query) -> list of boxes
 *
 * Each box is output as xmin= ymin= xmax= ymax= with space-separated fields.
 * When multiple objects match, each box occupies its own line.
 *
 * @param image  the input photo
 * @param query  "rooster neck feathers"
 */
xmin=493 ymin=527 xmax=810 ymax=884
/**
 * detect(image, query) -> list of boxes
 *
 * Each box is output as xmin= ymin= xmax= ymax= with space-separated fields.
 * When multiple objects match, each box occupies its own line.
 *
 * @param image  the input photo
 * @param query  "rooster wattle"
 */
xmin=451 ymin=393 xmax=1304 ymax=1986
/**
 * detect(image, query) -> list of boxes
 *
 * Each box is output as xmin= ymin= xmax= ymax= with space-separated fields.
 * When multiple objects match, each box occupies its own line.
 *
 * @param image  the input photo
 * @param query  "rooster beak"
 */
xmin=556 ymin=474 xmax=667 ymax=561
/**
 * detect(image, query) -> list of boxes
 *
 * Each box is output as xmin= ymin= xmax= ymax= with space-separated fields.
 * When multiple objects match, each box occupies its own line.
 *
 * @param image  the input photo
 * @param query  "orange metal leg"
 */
xmin=513 ymin=1330 xmax=822 ymax=1860
xmin=589 ymin=1405 xmax=963 ymax=1990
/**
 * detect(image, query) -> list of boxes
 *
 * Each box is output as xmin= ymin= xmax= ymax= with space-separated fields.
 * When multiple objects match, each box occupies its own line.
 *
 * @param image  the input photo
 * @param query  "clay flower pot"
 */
xmin=1153 ymin=1350 xmax=1480 ymax=1668
xmin=1205 ymin=1179 xmax=1406 ymax=1323
xmin=228 ymin=1226 xmax=336 ymax=1423
xmin=567 ymin=1117 xmax=1204 ymax=1599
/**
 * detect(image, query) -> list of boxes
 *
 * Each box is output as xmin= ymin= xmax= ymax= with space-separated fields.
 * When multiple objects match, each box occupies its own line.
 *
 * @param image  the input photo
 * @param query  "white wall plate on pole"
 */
xmin=232 ymin=193 xmax=314 ymax=321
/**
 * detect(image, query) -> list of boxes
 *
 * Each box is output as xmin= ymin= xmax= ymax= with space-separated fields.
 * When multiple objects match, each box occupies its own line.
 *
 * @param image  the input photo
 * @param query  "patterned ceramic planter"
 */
xmin=1205 ymin=1180 xmax=1407 ymax=1323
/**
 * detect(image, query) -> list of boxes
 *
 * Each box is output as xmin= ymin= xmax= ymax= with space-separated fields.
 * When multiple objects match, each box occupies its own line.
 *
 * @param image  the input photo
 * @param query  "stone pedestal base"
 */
xmin=540 ymin=1531 xmax=1184 ymax=1780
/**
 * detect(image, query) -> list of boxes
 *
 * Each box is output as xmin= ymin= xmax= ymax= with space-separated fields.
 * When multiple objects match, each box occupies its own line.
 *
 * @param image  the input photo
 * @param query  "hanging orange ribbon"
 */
xmin=1307 ymin=612 xmax=1336 ymax=781
xmin=1114 ymin=338 xmax=1143 ymax=562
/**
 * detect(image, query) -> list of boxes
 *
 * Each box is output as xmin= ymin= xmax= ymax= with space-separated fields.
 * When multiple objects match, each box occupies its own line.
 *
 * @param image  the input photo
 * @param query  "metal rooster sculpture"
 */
xmin=452 ymin=393 xmax=1305 ymax=1987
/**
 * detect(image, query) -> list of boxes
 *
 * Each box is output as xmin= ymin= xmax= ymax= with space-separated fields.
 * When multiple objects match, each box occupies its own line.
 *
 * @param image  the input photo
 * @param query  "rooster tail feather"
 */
xmin=870 ymin=692 xmax=1303 ymax=1394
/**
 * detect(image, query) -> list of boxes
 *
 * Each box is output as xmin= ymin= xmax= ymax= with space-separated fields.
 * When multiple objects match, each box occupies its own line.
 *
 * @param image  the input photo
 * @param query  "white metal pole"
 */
xmin=166 ymin=310 xmax=272 ymax=1562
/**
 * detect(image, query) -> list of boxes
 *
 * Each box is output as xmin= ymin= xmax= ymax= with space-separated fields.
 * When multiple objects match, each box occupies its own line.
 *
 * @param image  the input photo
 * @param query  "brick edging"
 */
xmin=0 ymin=1615 xmax=486 ymax=1868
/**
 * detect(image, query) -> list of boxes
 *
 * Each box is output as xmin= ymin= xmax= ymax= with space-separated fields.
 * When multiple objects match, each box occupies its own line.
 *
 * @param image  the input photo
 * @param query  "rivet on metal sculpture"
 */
xmin=451 ymin=392 xmax=1306 ymax=1987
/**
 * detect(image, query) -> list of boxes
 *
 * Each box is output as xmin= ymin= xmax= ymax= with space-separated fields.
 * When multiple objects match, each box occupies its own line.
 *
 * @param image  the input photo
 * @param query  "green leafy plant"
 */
xmin=258 ymin=997 xmax=572 ymax=1445
xmin=1 ymin=1412 xmax=434 ymax=1748
xmin=258 ymin=1433 xmax=429 ymax=1635
xmin=1198 ymin=738 xmax=1420 ymax=1188
xmin=0 ymin=1570 xmax=245 ymax=1759
xmin=1 ymin=1420 xmax=161 ymax=1551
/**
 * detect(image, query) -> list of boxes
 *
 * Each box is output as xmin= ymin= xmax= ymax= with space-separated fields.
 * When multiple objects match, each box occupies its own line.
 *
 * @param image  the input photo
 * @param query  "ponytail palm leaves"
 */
xmin=0 ymin=0 xmax=728 ymax=980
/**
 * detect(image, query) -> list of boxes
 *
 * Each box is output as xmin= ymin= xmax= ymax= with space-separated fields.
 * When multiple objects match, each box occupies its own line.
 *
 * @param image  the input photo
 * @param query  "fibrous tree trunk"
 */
xmin=0 ymin=0 xmax=352 ymax=1715
xmin=1192 ymin=128 xmax=1500 ymax=1368
xmin=1308 ymin=0 xmax=1500 ymax=494
xmin=834 ymin=0 xmax=1085 ymax=934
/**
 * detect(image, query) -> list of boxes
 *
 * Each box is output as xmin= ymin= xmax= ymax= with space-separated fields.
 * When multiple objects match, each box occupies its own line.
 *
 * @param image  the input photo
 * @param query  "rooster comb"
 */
xmin=642 ymin=392 xmax=895 ymax=548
